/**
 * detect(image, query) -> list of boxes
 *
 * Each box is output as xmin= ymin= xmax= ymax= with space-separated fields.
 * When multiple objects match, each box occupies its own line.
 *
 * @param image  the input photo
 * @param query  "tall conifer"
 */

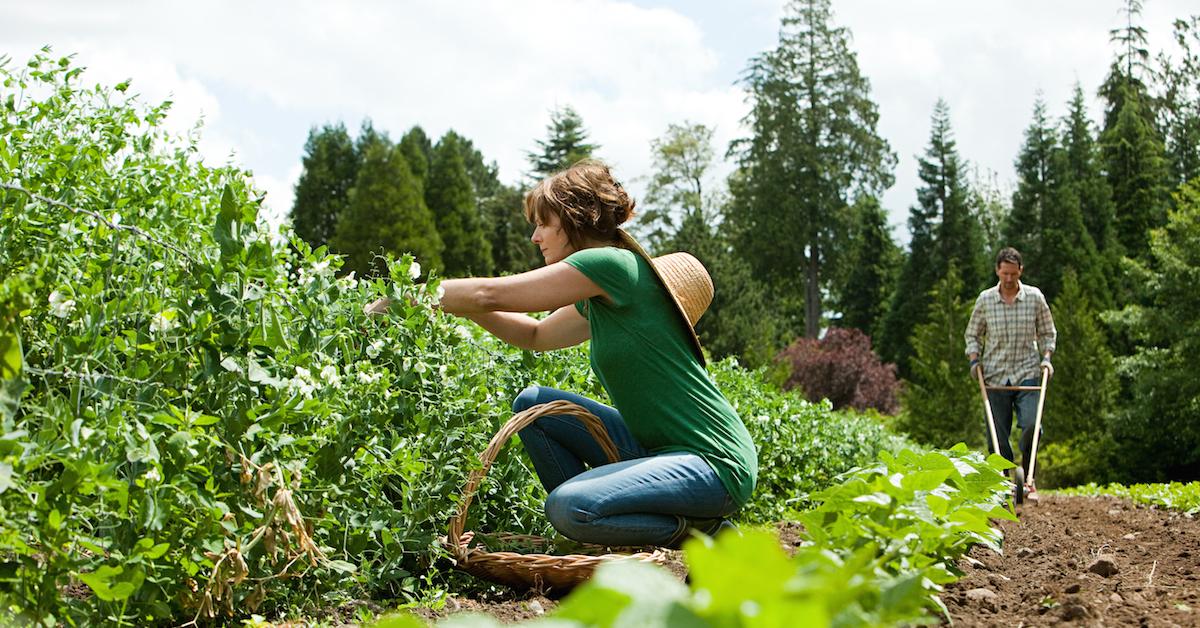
xmin=427 ymin=133 xmax=492 ymax=276
xmin=290 ymin=123 xmax=358 ymax=249
xmin=332 ymin=142 xmax=443 ymax=277
xmin=729 ymin=0 xmax=895 ymax=339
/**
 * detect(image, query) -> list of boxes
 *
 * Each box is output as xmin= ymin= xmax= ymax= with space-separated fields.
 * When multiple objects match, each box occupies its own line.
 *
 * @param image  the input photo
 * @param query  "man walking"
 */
xmin=965 ymin=247 xmax=1057 ymax=501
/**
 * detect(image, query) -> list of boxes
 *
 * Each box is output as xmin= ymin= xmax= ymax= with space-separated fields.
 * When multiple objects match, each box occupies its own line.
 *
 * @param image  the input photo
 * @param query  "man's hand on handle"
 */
xmin=1041 ymin=356 xmax=1054 ymax=379
xmin=969 ymin=358 xmax=981 ymax=380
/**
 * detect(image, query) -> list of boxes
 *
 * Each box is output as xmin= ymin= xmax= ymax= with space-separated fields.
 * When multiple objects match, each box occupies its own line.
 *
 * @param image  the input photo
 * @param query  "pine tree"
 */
xmin=426 ymin=133 xmax=492 ymax=276
xmin=728 ymin=0 xmax=895 ymax=340
xmin=1044 ymin=269 xmax=1117 ymax=445
xmin=526 ymin=106 xmax=599 ymax=179
xmin=482 ymin=184 xmax=540 ymax=275
xmin=1099 ymin=0 xmax=1169 ymax=261
xmin=879 ymin=100 xmax=984 ymax=373
xmin=1063 ymin=84 xmax=1119 ymax=308
xmin=1159 ymin=16 xmax=1200 ymax=188
xmin=332 ymin=141 xmax=443 ymax=277
xmin=894 ymin=267 xmax=980 ymax=449
xmin=1004 ymin=97 xmax=1058 ymax=275
xmin=835 ymin=195 xmax=900 ymax=338
xmin=398 ymin=126 xmax=433 ymax=185
xmin=290 ymin=123 xmax=358 ymax=249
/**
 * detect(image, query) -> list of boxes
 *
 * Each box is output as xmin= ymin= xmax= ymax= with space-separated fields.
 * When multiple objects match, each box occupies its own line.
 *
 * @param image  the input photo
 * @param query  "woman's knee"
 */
xmin=512 ymin=385 xmax=542 ymax=413
xmin=544 ymin=482 xmax=594 ymax=538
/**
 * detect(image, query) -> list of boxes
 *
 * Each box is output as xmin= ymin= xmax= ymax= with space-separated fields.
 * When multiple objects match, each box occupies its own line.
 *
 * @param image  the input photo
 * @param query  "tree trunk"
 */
xmin=805 ymin=245 xmax=821 ymax=338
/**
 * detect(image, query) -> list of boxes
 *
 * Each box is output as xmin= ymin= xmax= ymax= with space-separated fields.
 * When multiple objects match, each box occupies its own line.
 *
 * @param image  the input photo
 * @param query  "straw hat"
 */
xmin=616 ymin=229 xmax=713 ymax=365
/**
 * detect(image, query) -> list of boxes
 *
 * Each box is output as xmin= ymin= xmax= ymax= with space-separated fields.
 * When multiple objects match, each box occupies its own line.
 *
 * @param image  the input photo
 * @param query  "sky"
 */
xmin=3 ymin=0 xmax=1195 ymax=245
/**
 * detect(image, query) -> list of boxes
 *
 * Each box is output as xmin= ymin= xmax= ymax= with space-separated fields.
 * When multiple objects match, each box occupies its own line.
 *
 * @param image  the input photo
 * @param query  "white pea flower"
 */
xmin=145 ymin=467 xmax=162 ymax=483
xmin=356 ymin=370 xmax=381 ymax=385
xmin=150 ymin=309 xmax=179 ymax=335
xmin=110 ymin=212 xmax=122 ymax=226
xmin=366 ymin=339 xmax=384 ymax=359
xmin=408 ymin=261 xmax=421 ymax=280
xmin=150 ymin=261 xmax=165 ymax=271
xmin=456 ymin=325 xmax=473 ymax=340
xmin=49 ymin=291 xmax=76 ymax=318
xmin=438 ymin=365 xmax=447 ymax=378
xmin=338 ymin=271 xmax=358 ymax=290
xmin=294 ymin=366 xmax=311 ymax=380
xmin=319 ymin=364 xmax=341 ymax=388
xmin=313 ymin=259 xmax=330 ymax=274
xmin=434 ymin=284 xmax=446 ymax=303
xmin=59 ymin=222 xmax=80 ymax=238
xmin=414 ymin=362 xmax=428 ymax=374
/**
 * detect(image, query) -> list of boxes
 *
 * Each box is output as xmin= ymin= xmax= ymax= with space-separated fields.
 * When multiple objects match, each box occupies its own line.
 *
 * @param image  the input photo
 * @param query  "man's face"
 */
xmin=996 ymin=261 xmax=1022 ymax=290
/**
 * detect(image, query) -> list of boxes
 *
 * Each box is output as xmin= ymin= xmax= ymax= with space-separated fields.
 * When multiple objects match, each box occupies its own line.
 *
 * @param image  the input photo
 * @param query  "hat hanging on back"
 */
xmin=615 ymin=229 xmax=713 ymax=365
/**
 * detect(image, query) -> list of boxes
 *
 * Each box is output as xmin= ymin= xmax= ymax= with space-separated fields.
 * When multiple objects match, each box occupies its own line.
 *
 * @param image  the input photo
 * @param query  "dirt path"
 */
xmin=945 ymin=494 xmax=1200 ymax=627
xmin=412 ymin=496 xmax=1200 ymax=625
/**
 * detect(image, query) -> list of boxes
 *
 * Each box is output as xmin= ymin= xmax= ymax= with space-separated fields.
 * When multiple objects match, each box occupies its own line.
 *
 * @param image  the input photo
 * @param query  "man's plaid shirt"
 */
xmin=964 ymin=281 xmax=1057 ymax=386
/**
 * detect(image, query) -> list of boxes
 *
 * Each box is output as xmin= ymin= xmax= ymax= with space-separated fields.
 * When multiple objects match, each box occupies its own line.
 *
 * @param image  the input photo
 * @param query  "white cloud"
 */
xmin=4 ymin=0 xmax=1197 ymax=244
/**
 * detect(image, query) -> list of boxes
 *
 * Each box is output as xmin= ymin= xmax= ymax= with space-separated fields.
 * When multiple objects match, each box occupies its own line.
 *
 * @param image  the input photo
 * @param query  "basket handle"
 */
xmin=447 ymin=400 xmax=621 ymax=560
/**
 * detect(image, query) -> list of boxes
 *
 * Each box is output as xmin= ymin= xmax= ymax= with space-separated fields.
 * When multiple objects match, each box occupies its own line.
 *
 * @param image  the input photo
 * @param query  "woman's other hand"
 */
xmin=364 ymin=297 xmax=391 ymax=316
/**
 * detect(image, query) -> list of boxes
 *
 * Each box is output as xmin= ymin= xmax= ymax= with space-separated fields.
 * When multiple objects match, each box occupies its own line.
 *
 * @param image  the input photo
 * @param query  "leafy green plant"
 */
xmin=1055 ymin=481 xmax=1200 ymax=514
xmin=414 ymin=445 xmax=1013 ymax=627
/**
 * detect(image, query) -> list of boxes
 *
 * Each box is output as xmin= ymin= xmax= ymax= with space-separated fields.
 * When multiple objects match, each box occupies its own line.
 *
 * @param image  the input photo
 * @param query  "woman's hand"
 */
xmin=364 ymin=297 xmax=392 ymax=316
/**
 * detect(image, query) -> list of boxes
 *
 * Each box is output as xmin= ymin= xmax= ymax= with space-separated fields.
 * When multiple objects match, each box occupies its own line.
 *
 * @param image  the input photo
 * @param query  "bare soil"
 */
xmin=411 ymin=496 xmax=1200 ymax=626
xmin=944 ymin=494 xmax=1200 ymax=627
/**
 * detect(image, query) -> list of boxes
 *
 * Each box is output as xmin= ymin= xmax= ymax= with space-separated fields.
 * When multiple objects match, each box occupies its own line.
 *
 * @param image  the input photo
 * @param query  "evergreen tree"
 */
xmin=1105 ymin=180 xmax=1200 ymax=480
xmin=894 ymin=267 xmax=980 ymax=449
xmin=426 ymin=133 xmax=492 ymax=276
xmin=879 ymin=100 xmax=984 ymax=373
xmin=1063 ymin=84 xmax=1120 ymax=307
xmin=398 ymin=126 xmax=433 ymax=185
xmin=1004 ymin=97 xmax=1058 ymax=275
xmin=482 ymin=184 xmax=540 ymax=275
xmin=332 ymin=142 xmax=443 ymax=277
xmin=1004 ymin=96 xmax=1108 ymax=304
xmin=1158 ymin=16 xmax=1200 ymax=188
xmin=1043 ymin=269 xmax=1117 ymax=446
xmin=835 ymin=195 xmax=900 ymax=338
xmin=670 ymin=212 xmax=783 ymax=368
xmin=1099 ymin=1 xmax=1170 ymax=261
xmin=290 ymin=123 xmax=358 ymax=249
xmin=728 ymin=0 xmax=895 ymax=340
xmin=526 ymin=105 xmax=599 ymax=179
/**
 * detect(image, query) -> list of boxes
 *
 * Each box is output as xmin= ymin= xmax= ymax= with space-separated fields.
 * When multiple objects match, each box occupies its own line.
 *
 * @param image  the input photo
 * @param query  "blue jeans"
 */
xmin=984 ymin=378 xmax=1043 ymax=476
xmin=513 ymin=385 xmax=736 ymax=548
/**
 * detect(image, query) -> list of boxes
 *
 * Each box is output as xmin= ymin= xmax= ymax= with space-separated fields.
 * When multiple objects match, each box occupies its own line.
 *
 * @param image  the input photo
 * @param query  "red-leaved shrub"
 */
xmin=776 ymin=327 xmax=900 ymax=414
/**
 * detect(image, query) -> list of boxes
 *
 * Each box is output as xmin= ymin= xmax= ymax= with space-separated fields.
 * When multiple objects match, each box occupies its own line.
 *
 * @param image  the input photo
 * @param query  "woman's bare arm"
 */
xmin=464 ymin=305 xmax=590 ymax=351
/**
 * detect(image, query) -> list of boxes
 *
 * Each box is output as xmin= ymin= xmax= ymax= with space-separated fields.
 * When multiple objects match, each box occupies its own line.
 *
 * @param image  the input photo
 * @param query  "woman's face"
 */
xmin=531 ymin=211 xmax=574 ymax=264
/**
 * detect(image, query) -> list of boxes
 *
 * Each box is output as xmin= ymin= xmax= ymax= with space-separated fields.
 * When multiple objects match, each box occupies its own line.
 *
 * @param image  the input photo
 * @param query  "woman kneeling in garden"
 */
xmin=370 ymin=160 xmax=756 ymax=548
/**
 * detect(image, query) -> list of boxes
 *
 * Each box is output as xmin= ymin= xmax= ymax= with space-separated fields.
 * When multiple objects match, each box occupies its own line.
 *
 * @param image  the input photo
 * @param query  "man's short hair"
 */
xmin=995 ymin=247 xmax=1023 ymax=268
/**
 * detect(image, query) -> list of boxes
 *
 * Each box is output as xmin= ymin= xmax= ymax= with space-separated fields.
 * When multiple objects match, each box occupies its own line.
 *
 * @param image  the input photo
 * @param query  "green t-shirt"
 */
xmin=564 ymin=246 xmax=758 ymax=507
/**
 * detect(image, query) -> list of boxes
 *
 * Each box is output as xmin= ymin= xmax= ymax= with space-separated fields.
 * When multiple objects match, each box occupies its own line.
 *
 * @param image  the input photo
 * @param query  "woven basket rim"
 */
xmin=445 ymin=401 xmax=667 ymax=589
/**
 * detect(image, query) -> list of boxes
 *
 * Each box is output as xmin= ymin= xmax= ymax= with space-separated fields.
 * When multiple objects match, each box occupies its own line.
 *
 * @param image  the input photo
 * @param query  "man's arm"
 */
xmin=1036 ymin=292 xmax=1057 ymax=359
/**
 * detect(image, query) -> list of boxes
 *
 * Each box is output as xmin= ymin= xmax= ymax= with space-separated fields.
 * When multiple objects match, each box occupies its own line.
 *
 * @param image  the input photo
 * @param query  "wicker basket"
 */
xmin=444 ymin=400 xmax=669 ymax=592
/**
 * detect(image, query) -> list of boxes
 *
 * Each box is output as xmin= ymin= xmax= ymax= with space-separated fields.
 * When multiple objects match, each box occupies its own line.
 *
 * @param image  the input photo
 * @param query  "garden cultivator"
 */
xmin=975 ymin=365 xmax=1050 ymax=507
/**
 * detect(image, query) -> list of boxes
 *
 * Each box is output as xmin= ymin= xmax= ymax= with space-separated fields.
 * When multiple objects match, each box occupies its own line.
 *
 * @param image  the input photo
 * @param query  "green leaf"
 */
xmin=77 ymin=565 xmax=144 ymax=601
xmin=0 ymin=462 xmax=11 ymax=494
xmin=325 ymin=559 xmax=357 ymax=574
xmin=0 ymin=320 xmax=22 ymax=379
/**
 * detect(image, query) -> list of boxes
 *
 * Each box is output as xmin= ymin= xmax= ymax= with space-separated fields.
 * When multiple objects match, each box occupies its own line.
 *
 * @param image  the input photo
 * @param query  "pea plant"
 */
xmin=0 ymin=50 xmax=925 ymax=625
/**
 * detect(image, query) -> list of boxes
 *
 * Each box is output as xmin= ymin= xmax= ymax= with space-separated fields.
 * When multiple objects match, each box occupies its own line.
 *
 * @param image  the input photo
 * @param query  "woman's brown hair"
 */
xmin=523 ymin=159 xmax=636 ymax=250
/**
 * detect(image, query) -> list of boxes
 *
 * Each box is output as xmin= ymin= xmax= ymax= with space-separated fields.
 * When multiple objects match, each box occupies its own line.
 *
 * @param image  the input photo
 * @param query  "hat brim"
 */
xmin=616 ymin=229 xmax=706 ymax=367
